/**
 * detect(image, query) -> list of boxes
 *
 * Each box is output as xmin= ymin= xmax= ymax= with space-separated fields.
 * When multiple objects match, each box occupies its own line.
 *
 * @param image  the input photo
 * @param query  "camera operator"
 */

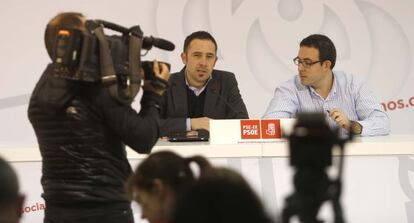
xmin=28 ymin=12 xmax=169 ymax=223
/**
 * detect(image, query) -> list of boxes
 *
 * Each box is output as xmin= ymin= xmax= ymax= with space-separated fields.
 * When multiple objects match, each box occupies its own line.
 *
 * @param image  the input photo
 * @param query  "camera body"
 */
xmin=48 ymin=19 xmax=174 ymax=104
xmin=51 ymin=23 xmax=143 ymax=82
xmin=52 ymin=30 xmax=111 ymax=82
xmin=288 ymin=113 xmax=339 ymax=170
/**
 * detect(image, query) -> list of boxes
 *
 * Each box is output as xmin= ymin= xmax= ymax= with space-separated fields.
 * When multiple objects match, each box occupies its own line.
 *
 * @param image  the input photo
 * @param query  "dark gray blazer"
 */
xmin=159 ymin=68 xmax=249 ymax=136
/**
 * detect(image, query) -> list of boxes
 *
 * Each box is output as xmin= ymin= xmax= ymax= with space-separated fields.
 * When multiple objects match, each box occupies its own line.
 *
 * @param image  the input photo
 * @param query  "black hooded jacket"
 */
xmin=28 ymin=65 xmax=161 ymax=205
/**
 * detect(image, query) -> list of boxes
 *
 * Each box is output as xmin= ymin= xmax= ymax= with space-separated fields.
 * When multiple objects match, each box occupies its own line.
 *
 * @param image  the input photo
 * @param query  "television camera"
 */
xmin=49 ymin=19 xmax=174 ymax=104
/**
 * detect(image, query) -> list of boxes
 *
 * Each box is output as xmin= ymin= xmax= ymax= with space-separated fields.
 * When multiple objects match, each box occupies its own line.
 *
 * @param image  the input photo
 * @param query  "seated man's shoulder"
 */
xmin=170 ymin=71 xmax=183 ymax=77
xmin=289 ymin=75 xmax=306 ymax=91
xmin=168 ymin=71 xmax=184 ymax=83
xmin=212 ymin=69 xmax=236 ymax=80
xmin=333 ymin=70 xmax=364 ymax=88
xmin=334 ymin=70 xmax=358 ymax=81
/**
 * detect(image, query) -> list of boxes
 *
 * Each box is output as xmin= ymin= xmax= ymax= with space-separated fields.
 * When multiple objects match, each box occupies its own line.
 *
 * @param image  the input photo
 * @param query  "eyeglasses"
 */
xmin=293 ymin=57 xmax=321 ymax=68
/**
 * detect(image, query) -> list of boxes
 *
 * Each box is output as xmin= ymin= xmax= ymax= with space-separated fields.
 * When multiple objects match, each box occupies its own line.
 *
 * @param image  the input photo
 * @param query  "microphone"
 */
xmin=142 ymin=36 xmax=175 ymax=51
xmin=92 ymin=20 xmax=175 ymax=51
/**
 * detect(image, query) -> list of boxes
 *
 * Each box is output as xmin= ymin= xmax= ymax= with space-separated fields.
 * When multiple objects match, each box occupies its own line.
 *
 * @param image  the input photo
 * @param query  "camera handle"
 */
xmin=94 ymin=19 xmax=175 ymax=51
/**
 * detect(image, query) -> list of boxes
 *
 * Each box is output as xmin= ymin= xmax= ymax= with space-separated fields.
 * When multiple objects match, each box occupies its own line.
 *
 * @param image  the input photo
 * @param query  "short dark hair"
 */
xmin=183 ymin=31 xmax=218 ymax=53
xmin=300 ymin=34 xmax=336 ymax=69
xmin=0 ymin=157 xmax=19 ymax=207
xmin=129 ymin=151 xmax=211 ymax=195
xmin=172 ymin=167 xmax=272 ymax=223
xmin=44 ymin=12 xmax=85 ymax=60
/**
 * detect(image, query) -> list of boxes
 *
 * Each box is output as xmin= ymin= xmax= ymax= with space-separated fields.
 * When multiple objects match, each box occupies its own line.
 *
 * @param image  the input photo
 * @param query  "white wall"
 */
xmin=1 ymin=0 xmax=413 ymax=147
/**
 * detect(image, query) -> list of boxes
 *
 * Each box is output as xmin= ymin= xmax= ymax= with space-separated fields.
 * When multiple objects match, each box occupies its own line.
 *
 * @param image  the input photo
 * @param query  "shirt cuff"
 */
xmin=186 ymin=118 xmax=191 ymax=131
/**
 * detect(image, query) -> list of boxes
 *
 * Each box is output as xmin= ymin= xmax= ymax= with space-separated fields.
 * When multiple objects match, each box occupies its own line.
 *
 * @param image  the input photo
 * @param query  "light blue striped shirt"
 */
xmin=262 ymin=71 xmax=390 ymax=136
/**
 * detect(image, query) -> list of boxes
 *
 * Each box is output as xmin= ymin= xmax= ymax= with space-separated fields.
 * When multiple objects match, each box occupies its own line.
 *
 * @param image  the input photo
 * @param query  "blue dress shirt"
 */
xmin=262 ymin=71 xmax=390 ymax=136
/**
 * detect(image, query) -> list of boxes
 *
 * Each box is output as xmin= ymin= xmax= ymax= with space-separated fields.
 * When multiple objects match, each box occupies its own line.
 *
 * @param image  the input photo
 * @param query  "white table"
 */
xmin=1 ymin=134 xmax=414 ymax=223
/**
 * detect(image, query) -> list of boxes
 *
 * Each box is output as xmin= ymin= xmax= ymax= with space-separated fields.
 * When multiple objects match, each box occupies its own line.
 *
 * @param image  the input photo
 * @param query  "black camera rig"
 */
xmin=282 ymin=113 xmax=353 ymax=223
xmin=50 ymin=19 xmax=174 ymax=104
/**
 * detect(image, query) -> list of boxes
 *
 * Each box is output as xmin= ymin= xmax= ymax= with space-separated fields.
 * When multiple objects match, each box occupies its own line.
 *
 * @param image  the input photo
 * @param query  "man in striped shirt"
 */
xmin=262 ymin=34 xmax=390 ymax=136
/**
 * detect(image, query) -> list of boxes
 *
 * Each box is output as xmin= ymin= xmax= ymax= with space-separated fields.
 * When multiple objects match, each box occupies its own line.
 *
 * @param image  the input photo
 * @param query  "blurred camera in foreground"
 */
xmin=282 ymin=112 xmax=352 ymax=223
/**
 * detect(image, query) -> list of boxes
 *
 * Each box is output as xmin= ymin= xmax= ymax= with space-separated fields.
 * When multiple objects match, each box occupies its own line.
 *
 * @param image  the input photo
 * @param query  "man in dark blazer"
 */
xmin=160 ymin=31 xmax=248 ymax=136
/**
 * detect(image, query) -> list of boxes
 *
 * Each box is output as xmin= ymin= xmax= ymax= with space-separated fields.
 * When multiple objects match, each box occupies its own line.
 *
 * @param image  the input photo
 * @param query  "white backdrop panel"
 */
xmin=0 ymin=0 xmax=413 ymax=145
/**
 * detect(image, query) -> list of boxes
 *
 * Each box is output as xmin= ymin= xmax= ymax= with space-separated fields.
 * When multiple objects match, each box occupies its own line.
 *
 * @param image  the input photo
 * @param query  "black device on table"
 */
xmin=168 ymin=129 xmax=209 ymax=142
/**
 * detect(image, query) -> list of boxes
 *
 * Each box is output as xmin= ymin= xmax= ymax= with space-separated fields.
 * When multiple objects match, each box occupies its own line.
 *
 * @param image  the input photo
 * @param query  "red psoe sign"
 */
xmin=260 ymin=119 xmax=281 ymax=139
xmin=240 ymin=120 xmax=261 ymax=139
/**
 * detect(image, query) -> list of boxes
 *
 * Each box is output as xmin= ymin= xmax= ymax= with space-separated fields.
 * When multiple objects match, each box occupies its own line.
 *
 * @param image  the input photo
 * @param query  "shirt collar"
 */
xmin=308 ymin=71 xmax=337 ymax=98
xmin=184 ymin=69 xmax=212 ymax=96
xmin=331 ymin=71 xmax=338 ymax=94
